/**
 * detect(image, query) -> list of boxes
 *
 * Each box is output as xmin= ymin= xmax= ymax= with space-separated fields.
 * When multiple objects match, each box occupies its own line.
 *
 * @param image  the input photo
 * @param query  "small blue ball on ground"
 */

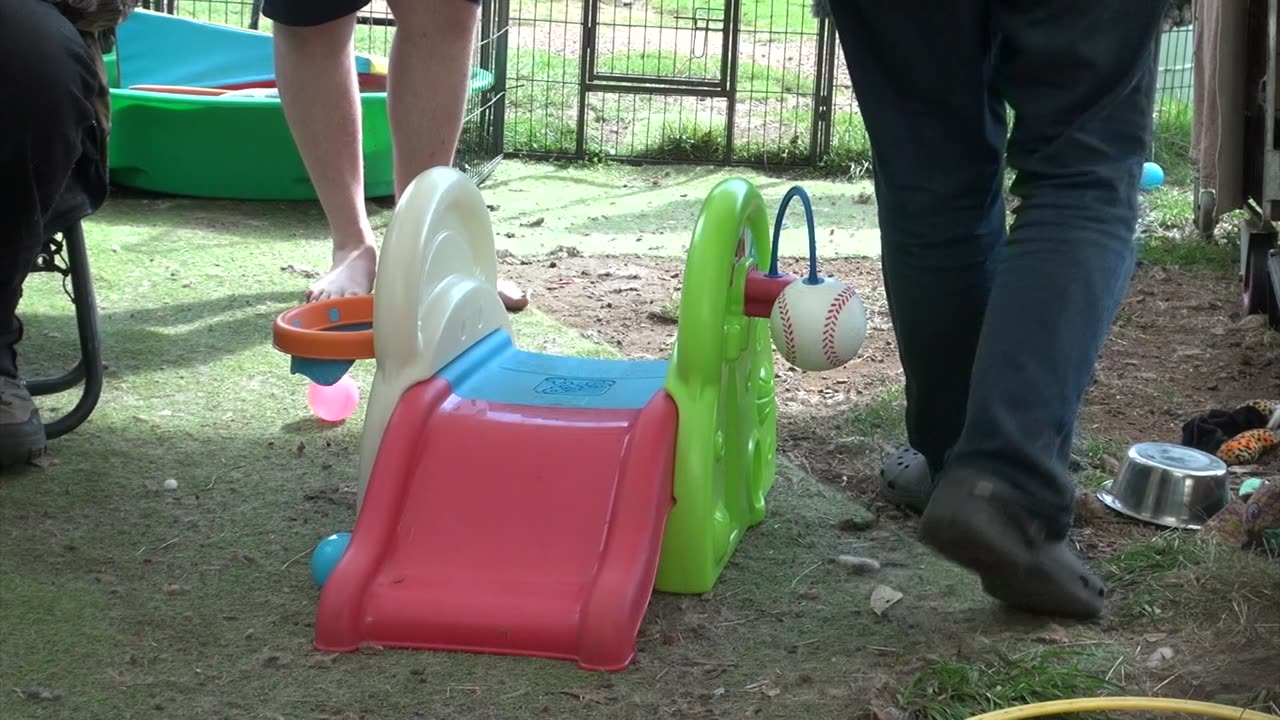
xmin=1140 ymin=162 xmax=1164 ymax=190
xmin=311 ymin=531 xmax=352 ymax=587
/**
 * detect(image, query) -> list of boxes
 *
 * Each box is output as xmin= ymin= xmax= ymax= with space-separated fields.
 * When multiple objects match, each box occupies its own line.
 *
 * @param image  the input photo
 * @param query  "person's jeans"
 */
xmin=829 ymin=0 xmax=1166 ymax=539
xmin=0 ymin=0 xmax=106 ymax=379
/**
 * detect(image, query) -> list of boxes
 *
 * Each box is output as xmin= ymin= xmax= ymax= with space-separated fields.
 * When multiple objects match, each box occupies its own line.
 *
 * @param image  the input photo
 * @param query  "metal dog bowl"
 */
xmin=1096 ymin=442 xmax=1230 ymax=530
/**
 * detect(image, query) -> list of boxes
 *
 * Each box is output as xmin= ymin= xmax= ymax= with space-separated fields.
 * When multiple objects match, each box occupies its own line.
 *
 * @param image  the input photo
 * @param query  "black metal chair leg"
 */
xmin=27 ymin=221 xmax=104 ymax=439
xmin=1269 ymin=247 xmax=1280 ymax=330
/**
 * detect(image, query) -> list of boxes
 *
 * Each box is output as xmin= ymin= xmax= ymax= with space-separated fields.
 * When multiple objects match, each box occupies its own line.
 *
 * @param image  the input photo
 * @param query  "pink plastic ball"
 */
xmin=306 ymin=375 xmax=360 ymax=422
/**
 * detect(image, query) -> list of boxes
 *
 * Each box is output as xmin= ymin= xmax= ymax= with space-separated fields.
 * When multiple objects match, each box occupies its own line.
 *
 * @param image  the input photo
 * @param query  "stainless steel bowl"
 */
xmin=1096 ymin=442 xmax=1230 ymax=530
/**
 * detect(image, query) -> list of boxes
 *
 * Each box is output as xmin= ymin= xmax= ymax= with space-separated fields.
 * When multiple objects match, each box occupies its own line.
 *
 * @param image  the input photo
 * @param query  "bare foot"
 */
xmin=498 ymin=278 xmax=529 ymax=312
xmin=306 ymin=242 xmax=378 ymax=302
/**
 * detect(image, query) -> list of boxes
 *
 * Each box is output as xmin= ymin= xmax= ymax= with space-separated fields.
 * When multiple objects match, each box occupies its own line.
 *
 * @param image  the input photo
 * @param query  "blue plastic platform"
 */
xmin=115 ymin=11 xmax=382 ymax=89
xmin=436 ymin=329 xmax=669 ymax=411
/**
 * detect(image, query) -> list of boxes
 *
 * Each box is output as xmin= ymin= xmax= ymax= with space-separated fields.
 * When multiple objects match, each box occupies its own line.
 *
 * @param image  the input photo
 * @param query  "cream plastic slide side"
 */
xmin=357 ymin=167 xmax=510 ymax=506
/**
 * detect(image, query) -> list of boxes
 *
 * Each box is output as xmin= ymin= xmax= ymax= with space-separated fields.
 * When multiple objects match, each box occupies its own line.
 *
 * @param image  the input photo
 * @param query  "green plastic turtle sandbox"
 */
xmin=106 ymin=10 xmax=495 ymax=201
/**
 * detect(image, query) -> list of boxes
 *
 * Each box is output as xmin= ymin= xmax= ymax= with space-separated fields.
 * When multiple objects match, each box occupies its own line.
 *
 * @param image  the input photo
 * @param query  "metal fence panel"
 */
xmin=129 ymin=2 xmax=1196 ymax=175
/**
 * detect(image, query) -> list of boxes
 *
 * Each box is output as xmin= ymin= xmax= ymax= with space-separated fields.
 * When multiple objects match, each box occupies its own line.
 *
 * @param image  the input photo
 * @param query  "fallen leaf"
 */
xmin=162 ymin=583 xmax=187 ymax=596
xmin=1143 ymin=632 xmax=1168 ymax=643
xmin=1145 ymin=646 xmax=1176 ymax=668
xmin=870 ymin=585 xmax=903 ymax=616
xmin=18 ymin=688 xmax=62 ymax=702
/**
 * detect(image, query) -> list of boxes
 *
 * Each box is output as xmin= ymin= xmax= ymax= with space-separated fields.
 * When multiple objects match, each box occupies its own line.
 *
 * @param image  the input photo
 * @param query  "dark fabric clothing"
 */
xmin=1181 ymin=405 xmax=1270 ymax=455
xmin=263 ymin=0 xmax=479 ymax=28
xmin=829 ymin=0 xmax=1167 ymax=539
xmin=1 ymin=0 xmax=112 ymax=378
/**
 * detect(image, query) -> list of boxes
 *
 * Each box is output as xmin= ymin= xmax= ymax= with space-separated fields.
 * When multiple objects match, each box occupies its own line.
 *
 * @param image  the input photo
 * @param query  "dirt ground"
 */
xmin=495 ymin=249 xmax=1280 ymax=711
xmin=503 ymin=249 xmax=1280 ymax=549
xmin=6 ymin=159 xmax=1276 ymax=718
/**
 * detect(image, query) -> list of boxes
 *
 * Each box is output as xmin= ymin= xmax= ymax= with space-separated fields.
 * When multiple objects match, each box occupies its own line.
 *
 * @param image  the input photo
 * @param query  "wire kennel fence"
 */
xmin=133 ymin=0 xmax=1195 ymax=177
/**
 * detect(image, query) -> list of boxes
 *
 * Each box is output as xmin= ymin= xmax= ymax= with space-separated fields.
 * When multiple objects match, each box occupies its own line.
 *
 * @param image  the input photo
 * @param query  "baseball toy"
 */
xmin=771 ymin=278 xmax=867 ymax=371
xmin=763 ymin=185 xmax=868 ymax=371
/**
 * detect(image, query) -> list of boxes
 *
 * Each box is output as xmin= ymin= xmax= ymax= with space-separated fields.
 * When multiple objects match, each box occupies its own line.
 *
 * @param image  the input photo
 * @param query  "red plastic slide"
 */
xmin=314 ymin=377 xmax=677 ymax=671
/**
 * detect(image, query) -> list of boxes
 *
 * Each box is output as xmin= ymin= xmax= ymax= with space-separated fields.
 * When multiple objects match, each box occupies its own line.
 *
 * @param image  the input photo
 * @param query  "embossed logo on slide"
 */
xmin=533 ymin=377 xmax=616 ymax=396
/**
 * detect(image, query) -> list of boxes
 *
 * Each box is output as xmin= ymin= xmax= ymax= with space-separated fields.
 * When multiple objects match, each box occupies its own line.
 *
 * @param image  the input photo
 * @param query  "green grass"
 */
xmin=1104 ymin=532 xmax=1209 ymax=590
xmin=6 ymin=160 xmax=1277 ymax=718
xmin=899 ymin=647 xmax=1124 ymax=720
xmin=0 ymin=175 xmax=987 ymax=719
xmin=643 ymin=118 xmax=728 ymax=161
xmin=1135 ymin=181 xmax=1238 ymax=273
xmin=1152 ymin=100 xmax=1195 ymax=186
xmin=1138 ymin=233 xmax=1235 ymax=273
xmin=174 ymin=0 xmax=1196 ymax=175
xmin=506 ymin=49 xmax=582 ymax=155
xmin=1138 ymin=237 xmax=1235 ymax=272
xmin=1072 ymin=431 xmax=1127 ymax=490
xmin=583 ymin=104 xmax=871 ymax=170
xmin=738 ymin=0 xmax=817 ymax=33
xmin=598 ymin=51 xmax=811 ymax=95
xmin=650 ymin=0 xmax=816 ymax=33
xmin=824 ymin=111 xmax=874 ymax=176
xmin=1143 ymin=184 xmax=1195 ymax=232
xmin=846 ymin=385 xmax=906 ymax=441
xmin=1105 ymin=533 xmax=1280 ymax=628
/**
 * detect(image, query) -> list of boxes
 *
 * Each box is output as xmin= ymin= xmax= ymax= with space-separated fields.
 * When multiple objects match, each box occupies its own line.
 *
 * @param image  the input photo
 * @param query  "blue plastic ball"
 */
xmin=1140 ymin=162 xmax=1164 ymax=190
xmin=310 ymin=532 xmax=352 ymax=587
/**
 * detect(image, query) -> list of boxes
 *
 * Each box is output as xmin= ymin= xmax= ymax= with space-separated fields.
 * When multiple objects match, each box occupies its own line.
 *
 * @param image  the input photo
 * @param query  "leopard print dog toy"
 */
xmin=1216 ymin=399 xmax=1280 ymax=465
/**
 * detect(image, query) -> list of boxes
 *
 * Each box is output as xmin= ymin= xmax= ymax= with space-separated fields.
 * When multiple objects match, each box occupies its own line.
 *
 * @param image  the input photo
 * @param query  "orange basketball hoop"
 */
xmin=273 ymin=296 xmax=376 ymax=361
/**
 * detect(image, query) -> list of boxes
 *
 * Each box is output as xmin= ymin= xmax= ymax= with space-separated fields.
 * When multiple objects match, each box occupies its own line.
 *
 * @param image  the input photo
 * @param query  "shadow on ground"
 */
xmin=0 ymin=414 xmax=1015 ymax=720
xmin=19 ymin=291 xmax=300 ymax=382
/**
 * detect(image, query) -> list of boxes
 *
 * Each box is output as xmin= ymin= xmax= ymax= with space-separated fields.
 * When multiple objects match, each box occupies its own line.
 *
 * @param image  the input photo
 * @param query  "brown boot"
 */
xmin=0 ymin=375 xmax=46 ymax=468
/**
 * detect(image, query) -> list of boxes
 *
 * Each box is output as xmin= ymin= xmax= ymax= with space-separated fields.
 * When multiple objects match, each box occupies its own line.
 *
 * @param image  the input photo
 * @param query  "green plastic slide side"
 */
xmin=656 ymin=178 xmax=779 ymax=595
xmin=103 ymin=51 xmax=120 ymax=88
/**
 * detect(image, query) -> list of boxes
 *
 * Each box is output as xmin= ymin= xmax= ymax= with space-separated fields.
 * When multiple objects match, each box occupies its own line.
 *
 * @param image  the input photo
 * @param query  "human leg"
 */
xmin=385 ymin=0 xmax=480 ymax=196
xmin=827 ymin=1 xmax=1007 ymax=505
xmin=0 ymin=0 xmax=103 ymax=466
xmin=920 ymin=0 xmax=1166 ymax=618
xmin=384 ymin=0 xmax=528 ymax=310
xmin=265 ymin=0 xmax=378 ymax=302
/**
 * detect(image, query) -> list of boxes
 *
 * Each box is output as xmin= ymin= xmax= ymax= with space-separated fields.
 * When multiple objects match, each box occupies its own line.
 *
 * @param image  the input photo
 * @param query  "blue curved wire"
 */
xmin=767 ymin=185 xmax=821 ymax=284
